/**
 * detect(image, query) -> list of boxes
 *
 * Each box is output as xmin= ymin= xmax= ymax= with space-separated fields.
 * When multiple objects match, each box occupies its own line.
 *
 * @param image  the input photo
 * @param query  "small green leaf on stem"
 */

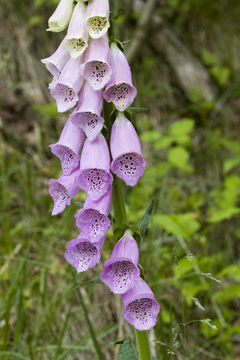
xmin=138 ymin=199 xmax=155 ymax=237
xmin=118 ymin=337 xmax=138 ymax=360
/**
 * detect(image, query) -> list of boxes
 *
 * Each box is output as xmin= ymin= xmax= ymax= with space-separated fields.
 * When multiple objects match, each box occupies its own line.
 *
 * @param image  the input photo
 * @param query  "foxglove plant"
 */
xmin=43 ymin=0 xmax=160 ymax=358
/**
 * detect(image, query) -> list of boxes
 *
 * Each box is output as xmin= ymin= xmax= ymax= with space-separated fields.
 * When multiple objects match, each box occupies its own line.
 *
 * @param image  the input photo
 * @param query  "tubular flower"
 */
xmin=48 ymin=170 xmax=80 ymax=215
xmin=122 ymin=278 xmax=160 ymax=331
xmin=65 ymin=235 xmax=104 ymax=273
xmin=75 ymin=189 xmax=112 ymax=242
xmin=103 ymin=43 xmax=137 ymax=111
xmin=64 ymin=2 xmax=88 ymax=59
xmin=110 ymin=113 xmax=146 ymax=186
xmin=78 ymin=133 xmax=113 ymax=201
xmin=82 ymin=35 xmax=112 ymax=90
xmin=100 ymin=230 xmax=140 ymax=294
xmin=41 ymin=36 xmax=70 ymax=89
xmin=86 ymin=0 xmax=110 ymax=39
xmin=70 ymin=81 xmax=104 ymax=141
xmin=47 ymin=0 xmax=73 ymax=32
xmin=50 ymin=57 xmax=84 ymax=112
xmin=50 ymin=118 xmax=86 ymax=176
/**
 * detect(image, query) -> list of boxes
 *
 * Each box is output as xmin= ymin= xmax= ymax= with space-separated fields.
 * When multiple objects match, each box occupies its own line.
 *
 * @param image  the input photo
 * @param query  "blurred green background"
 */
xmin=1 ymin=0 xmax=240 ymax=359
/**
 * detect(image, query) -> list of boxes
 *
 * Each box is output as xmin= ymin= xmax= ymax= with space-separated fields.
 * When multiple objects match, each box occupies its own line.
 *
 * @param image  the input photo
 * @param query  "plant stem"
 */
xmin=72 ymin=272 xmax=105 ymax=360
xmin=135 ymin=329 xmax=152 ymax=360
xmin=112 ymin=176 xmax=128 ymax=227
xmin=112 ymin=177 xmax=152 ymax=360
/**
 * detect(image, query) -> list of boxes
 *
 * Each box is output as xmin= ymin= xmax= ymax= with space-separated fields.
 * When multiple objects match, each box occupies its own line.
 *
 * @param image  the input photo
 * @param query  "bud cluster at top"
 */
xmin=42 ymin=0 xmax=160 ymax=331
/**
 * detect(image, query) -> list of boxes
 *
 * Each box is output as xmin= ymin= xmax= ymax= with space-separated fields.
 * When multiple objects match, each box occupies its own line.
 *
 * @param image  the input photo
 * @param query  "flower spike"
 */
xmin=78 ymin=133 xmax=113 ymax=201
xmin=110 ymin=113 xmax=146 ymax=186
xmin=100 ymin=230 xmax=140 ymax=294
xmin=50 ymin=57 xmax=84 ymax=112
xmin=64 ymin=2 xmax=88 ymax=59
xmin=122 ymin=277 xmax=160 ymax=330
xmin=86 ymin=0 xmax=110 ymax=39
xmin=47 ymin=0 xmax=74 ymax=33
xmin=103 ymin=43 xmax=137 ymax=111
xmin=50 ymin=118 xmax=86 ymax=176
xmin=82 ymin=35 xmax=112 ymax=90
xmin=75 ymin=189 xmax=112 ymax=242
xmin=70 ymin=82 xmax=104 ymax=141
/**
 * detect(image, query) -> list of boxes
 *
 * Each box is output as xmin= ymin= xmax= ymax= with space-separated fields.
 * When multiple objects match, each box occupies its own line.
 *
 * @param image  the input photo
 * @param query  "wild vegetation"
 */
xmin=1 ymin=0 xmax=240 ymax=359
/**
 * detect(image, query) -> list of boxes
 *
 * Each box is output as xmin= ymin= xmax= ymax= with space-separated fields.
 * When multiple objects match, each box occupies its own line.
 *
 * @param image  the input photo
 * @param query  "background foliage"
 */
xmin=0 ymin=0 xmax=240 ymax=359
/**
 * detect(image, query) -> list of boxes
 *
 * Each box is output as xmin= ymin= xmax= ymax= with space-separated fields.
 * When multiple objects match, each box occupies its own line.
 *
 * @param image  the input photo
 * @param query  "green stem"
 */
xmin=135 ymin=329 xmax=152 ymax=360
xmin=72 ymin=272 xmax=105 ymax=360
xmin=112 ymin=176 xmax=128 ymax=227
xmin=112 ymin=176 xmax=152 ymax=360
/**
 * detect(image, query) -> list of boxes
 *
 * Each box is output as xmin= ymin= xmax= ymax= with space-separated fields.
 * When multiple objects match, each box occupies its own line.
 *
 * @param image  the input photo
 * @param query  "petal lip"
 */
xmin=111 ymin=153 xmax=146 ymax=187
xmin=103 ymin=82 xmax=137 ymax=111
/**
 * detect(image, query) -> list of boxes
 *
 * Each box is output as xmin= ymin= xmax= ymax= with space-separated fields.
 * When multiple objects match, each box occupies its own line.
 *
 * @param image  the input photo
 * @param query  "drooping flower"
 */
xmin=65 ymin=235 xmax=104 ymax=272
xmin=70 ymin=82 xmax=104 ymax=141
xmin=75 ymin=189 xmax=112 ymax=242
xmin=103 ymin=43 xmax=137 ymax=111
xmin=86 ymin=0 xmax=110 ymax=39
xmin=110 ymin=113 xmax=146 ymax=186
xmin=50 ymin=118 xmax=86 ymax=176
xmin=47 ymin=0 xmax=74 ymax=32
xmin=100 ymin=230 xmax=140 ymax=294
xmin=48 ymin=169 xmax=80 ymax=215
xmin=50 ymin=57 xmax=84 ymax=112
xmin=64 ymin=2 xmax=88 ymax=59
xmin=78 ymin=133 xmax=113 ymax=201
xmin=82 ymin=35 xmax=112 ymax=90
xmin=122 ymin=277 xmax=160 ymax=331
xmin=41 ymin=36 xmax=70 ymax=89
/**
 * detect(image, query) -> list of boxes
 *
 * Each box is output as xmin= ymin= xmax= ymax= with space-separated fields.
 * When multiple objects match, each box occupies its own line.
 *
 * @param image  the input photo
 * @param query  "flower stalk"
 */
xmin=111 ymin=162 xmax=152 ymax=359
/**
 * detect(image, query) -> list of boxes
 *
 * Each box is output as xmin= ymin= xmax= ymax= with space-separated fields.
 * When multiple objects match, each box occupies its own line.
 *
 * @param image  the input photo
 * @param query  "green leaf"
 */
xmin=141 ymin=131 xmax=161 ymax=142
xmin=201 ymin=49 xmax=219 ymax=67
xmin=118 ymin=337 xmax=137 ymax=360
xmin=223 ymin=158 xmax=240 ymax=174
xmin=168 ymin=146 xmax=193 ymax=172
xmin=209 ymin=66 xmax=231 ymax=86
xmin=128 ymin=107 xmax=150 ymax=114
xmin=213 ymin=284 xmax=240 ymax=303
xmin=153 ymin=213 xmax=200 ymax=238
xmin=169 ymin=119 xmax=194 ymax=136
xmin=138 ymin=199 xmax=155 ymax=237
xmin=208 ymin=207 xmax=240 ymax=223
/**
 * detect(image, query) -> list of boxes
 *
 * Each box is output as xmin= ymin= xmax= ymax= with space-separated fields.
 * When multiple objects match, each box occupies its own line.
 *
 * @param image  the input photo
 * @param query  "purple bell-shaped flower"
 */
xmin=75 ymin=189 xmax=112 ymax=242
xmin=122 ymin=277 xmax=160 ymax=331
xmin=100 ymin=230 xmax=140 ymax=294
xmin=103 ymin=43 xmax=137 ymax=111
xmin=78 ymin=133 xmax=113 ymax=201
xmin=50 ymin=118 xmax=86 ymax=176
xmin=70 ymin=81 xmax=104 ymax=141
xmin=110 ymin=113 xmax=146 ymax=186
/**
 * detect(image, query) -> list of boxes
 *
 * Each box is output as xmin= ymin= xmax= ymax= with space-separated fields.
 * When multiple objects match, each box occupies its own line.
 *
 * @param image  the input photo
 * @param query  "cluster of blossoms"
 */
xmin=42 ymin=0 xmax=159 ymax=330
